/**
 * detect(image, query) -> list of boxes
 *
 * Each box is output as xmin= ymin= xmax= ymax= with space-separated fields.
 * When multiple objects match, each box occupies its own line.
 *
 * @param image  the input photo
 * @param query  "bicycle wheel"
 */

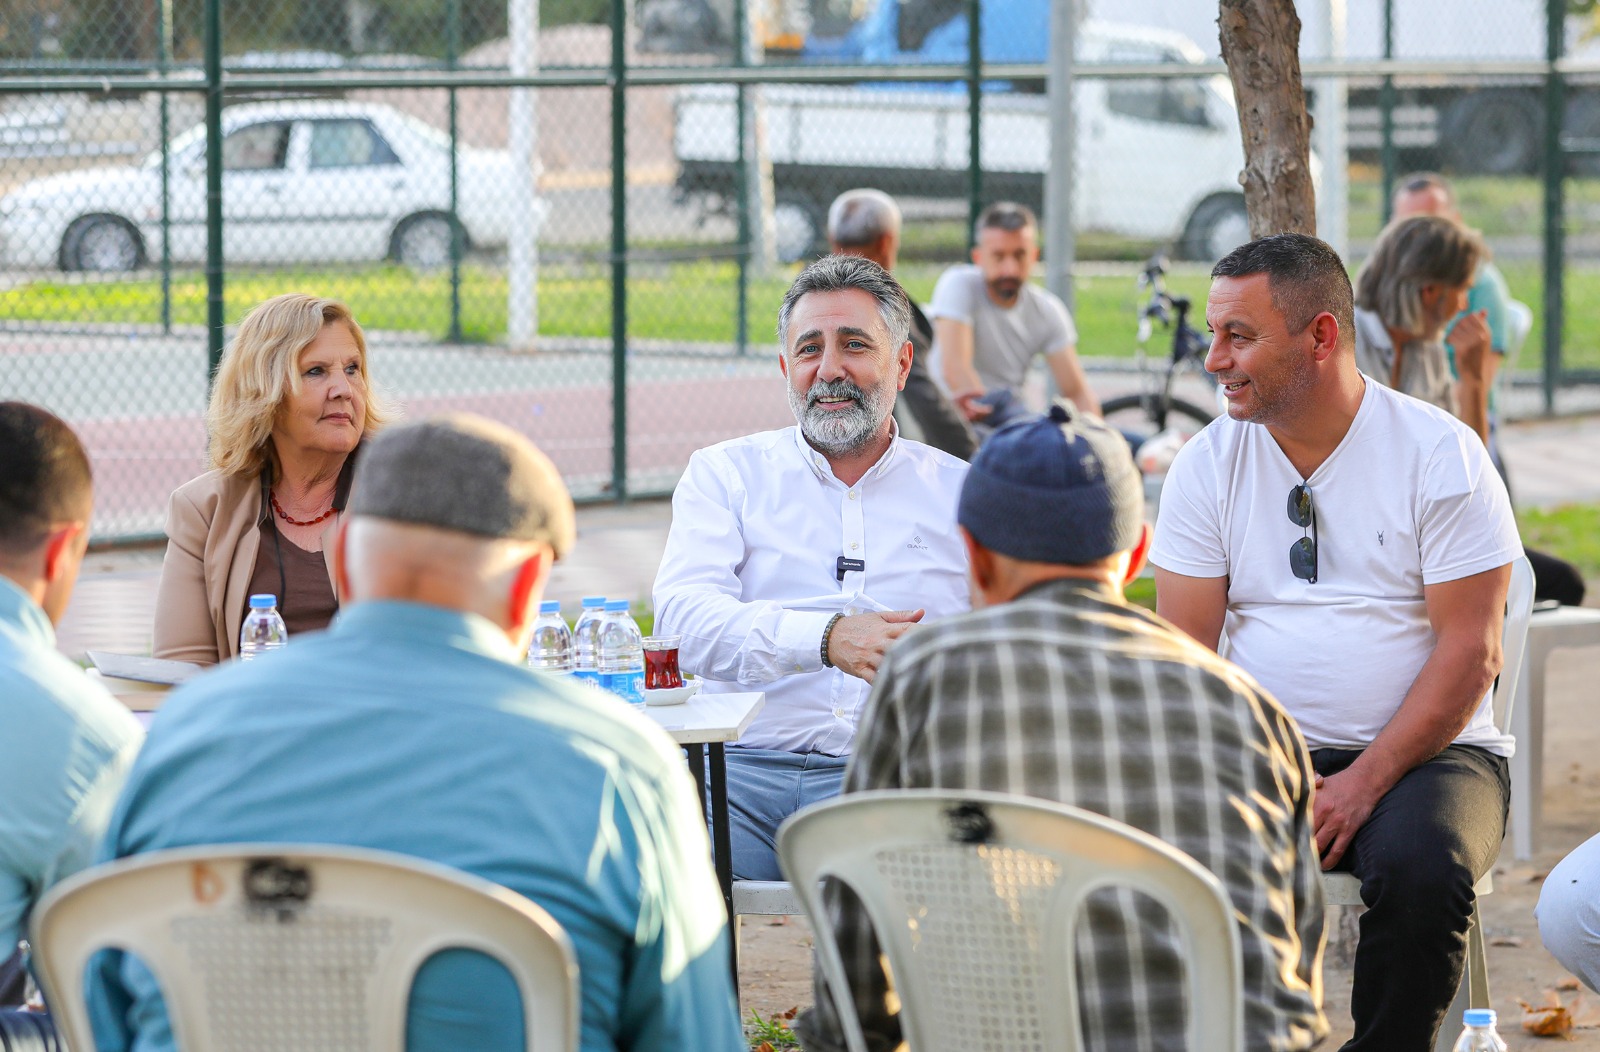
xmin=1099 ymin=393 xmax=1216 ymax=446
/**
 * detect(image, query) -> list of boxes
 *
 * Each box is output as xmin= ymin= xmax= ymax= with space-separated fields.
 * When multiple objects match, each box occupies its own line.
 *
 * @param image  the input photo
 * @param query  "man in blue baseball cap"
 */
xmin=797 ymin=401 xmax=1329 ymax=1052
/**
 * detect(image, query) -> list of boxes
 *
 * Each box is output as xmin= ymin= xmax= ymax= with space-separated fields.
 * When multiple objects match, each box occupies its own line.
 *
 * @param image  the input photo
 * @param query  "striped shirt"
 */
xmin=795 ymin=580 xmax=1328 ymax=1052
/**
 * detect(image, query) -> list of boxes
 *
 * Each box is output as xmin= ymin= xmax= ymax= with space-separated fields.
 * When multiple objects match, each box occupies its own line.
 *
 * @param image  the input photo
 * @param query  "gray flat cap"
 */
xmin=348 ymin=413 xmax=575 ymax=557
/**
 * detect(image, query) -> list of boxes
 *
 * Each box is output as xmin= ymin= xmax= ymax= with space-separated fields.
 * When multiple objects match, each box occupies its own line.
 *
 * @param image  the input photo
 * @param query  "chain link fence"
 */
xmin=3 ymin=0 xmax=1597 ymax=541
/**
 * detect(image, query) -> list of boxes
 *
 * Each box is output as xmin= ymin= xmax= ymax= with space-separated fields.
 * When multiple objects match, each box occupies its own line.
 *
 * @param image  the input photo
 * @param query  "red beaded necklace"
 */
xmin=271 ymin=491 xmax=336 ymax=527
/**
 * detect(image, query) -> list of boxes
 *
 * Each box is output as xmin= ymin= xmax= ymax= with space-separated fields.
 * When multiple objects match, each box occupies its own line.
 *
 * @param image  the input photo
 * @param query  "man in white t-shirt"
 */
xmin=929 ymin=201 xmax=1098 ymax=425
xmin=1150 ymin=233 xmax=1522 ymax=1052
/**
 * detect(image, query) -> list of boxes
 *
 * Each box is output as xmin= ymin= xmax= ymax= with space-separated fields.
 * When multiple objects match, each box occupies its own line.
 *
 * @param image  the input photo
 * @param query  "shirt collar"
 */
xmin=329 ymin=599 xmax=523 ymax=665
xmin=790 ymin=419 xmax=903 ymax=486
xmin=0 ymin=574 xmax=55 ymax=649
xmin=1014 ymin=576 xmax=1121 ymax=605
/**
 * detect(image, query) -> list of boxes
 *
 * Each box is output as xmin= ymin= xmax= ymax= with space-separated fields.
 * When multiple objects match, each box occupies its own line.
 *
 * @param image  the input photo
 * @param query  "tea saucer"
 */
xmin=644 ymin=679 xmax=701 ymax=707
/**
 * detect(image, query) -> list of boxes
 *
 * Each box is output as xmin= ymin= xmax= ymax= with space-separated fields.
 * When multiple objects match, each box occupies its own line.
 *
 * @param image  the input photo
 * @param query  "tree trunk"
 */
xmin=1218 ymin=0 xmax=1317 ymax=238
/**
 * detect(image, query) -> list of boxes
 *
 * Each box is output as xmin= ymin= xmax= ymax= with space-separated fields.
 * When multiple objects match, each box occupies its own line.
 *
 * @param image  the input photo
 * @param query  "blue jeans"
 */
xmin=711 ymin=747 xmax=848 ymax=881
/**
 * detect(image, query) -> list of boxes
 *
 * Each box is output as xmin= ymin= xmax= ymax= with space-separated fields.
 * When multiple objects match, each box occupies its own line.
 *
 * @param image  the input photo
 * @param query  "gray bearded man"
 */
xmin=654 ymin=255 xmax=971 ymax=880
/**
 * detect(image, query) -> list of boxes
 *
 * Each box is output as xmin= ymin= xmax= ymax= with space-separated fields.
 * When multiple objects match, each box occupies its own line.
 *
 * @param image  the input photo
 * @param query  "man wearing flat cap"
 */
xmin=89 ymin=414 xmax=744 ymax=1052
xmin=796 ymin=403 xmax=1329 ymax=1052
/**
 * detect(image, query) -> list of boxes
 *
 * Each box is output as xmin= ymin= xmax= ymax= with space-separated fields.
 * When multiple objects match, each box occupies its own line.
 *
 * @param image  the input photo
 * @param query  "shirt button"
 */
xmin=850 ymin=542 xmax=859 ymax=550
xmin=833 ymin=707 xmax=845 ymax=718
xmin=794 ymin=664 xmax=803 ymax=672
xmin=848 ymin=491 xmax=857 ymax=500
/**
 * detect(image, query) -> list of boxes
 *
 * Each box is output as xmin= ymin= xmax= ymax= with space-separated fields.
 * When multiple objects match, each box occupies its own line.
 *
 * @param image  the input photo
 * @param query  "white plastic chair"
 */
xmin=777 ymin=788 xmax=1243 ymax=1052
xmin=1321 ymin=553 xmax=1534 ymax=1052
xmin=30 ymin=844 xmax=579 ymax=1052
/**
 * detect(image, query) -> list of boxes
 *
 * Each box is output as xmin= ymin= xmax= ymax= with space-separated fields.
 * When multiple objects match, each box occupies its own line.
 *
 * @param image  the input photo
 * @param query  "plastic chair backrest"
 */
xmin=1496 ymin=554 xmax=1536 ymax=731
xmin=30 ymin=844 xmax=579 ymax=1052
xmin=778 ymin=789 xmax=1243 ymax=1052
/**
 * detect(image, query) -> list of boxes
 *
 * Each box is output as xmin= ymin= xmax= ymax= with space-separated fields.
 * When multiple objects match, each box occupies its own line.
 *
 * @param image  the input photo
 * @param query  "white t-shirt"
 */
xmin=927 ymin=265 xmax=1077 ymax=393
xmin=1150 ymin=379 xmax=1522 ymax=755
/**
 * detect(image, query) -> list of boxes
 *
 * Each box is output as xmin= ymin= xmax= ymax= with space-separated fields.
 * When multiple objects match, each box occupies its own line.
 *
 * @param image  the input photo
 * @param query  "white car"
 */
xmin=0 ymin=99 xmax=527 ymax=272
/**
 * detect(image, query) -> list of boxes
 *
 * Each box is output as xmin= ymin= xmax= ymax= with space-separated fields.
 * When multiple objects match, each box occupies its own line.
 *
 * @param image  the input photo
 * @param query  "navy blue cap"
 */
xmin=957 ymin=400 xmax=1143 ymax=565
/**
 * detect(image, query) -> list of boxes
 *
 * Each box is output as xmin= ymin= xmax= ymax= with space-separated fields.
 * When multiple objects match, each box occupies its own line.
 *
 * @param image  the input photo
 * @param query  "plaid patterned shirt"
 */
xmin=795 ymin=580 xmax=1328 ymax=1052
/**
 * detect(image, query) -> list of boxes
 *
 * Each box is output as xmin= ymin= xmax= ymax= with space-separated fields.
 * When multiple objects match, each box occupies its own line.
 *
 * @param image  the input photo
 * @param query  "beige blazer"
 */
xmin=153 ymin=469 xmax=342 ymax=665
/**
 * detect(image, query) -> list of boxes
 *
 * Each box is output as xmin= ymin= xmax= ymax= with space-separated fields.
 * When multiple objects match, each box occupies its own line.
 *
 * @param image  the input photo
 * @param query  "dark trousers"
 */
xmin=1313 ymin=744 xmax=1510 ymax=1052
xmin=1528 ymin=546 xmax=1587 ymax=606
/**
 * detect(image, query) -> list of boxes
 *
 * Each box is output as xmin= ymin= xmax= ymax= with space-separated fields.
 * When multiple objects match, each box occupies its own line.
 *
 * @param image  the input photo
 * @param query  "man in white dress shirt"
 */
xmin=653 ymin=254 xmax=971 ymax=880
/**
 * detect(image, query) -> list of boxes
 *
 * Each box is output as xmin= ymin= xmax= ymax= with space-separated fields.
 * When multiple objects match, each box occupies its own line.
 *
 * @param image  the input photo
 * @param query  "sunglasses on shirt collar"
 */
xmin=1288 ymin=483 xmax=1318 ymax=584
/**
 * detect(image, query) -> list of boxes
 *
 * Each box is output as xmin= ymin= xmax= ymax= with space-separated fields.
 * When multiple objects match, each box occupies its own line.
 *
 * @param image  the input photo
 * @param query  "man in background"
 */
xmin=0 ymin=402 xmax=144 ymax=1051
xmin=827 ymin=188 xmax=976 ymax=460
xmin=929 ymin=201 xmax=1099 ymax=426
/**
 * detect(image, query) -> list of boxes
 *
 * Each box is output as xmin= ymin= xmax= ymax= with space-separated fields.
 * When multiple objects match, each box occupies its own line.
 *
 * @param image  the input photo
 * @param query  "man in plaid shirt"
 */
xmin=796 ymin=402 xmax=1327 ymax=1052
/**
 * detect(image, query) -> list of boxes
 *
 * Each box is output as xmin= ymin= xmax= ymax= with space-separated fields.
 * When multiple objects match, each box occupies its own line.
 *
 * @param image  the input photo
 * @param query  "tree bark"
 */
xmin=1218 ymin=0 xmax=1317 ymax=238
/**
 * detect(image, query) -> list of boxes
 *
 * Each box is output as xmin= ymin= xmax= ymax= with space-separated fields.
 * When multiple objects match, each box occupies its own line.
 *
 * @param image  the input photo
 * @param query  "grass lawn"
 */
xmin=0 ymin=257 xmax=1219 ymax=360
xmin=9 ymin=256 xmax=1595 ymax=368
xmin=1516 ymin=504 xmax=1600 ymax=583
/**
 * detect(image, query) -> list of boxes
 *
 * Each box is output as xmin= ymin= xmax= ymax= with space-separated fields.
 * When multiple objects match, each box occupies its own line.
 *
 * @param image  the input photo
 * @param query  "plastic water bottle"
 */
xmin=528 ymin=599 xmax=573 ymax=676
xmin=570 ymin=596 xmax=607 ymax=687
xmin=239 ymin=594 xmax=288 ymax=661
xmin=1452 ymin=1009 xmax=1508 ymax=1051
xmin=596 ymin=599 xmax=645 ymax=707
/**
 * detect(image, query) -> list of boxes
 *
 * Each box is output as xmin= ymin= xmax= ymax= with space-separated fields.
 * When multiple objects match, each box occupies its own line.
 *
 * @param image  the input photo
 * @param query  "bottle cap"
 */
xmin=248 ymin=594 xmax=278 ymax=609
xmin=1463 ymin=1009 xmax=1496 ymax=1028
xmin=581 ymin=596 xmax=607 ymax=607
xmin=539 ymin=600 xmax=561 ymax=615
xmin=604 ymin=599 xmax=629 ymax=612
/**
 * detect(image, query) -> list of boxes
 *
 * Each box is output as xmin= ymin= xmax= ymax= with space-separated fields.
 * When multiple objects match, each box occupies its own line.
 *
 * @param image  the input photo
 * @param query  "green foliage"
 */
xmin=746 ymin=1009 xmax=801 ymax=1051
xmin=1516 ymin=504 xmax=1600 ymax=583
xmin=6 ymin=249 xmax=1600 ymax=373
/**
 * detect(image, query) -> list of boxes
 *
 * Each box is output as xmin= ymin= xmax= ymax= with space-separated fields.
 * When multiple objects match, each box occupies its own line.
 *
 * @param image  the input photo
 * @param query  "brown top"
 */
xmin=244 ymin=522 xmax=340 ymax=638
xmin=153 ymin=450 xmax=359 ymax=665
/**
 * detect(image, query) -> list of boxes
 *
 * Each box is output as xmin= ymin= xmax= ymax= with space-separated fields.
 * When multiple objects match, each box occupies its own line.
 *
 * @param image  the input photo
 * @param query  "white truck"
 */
xmin=673 ymin=21 xmax=1258 ymax=262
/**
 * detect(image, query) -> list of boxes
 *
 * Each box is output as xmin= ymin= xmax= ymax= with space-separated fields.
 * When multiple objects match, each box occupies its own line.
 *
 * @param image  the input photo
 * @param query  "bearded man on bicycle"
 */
xmin=930 ymin=201 xmax=1100 ymax=427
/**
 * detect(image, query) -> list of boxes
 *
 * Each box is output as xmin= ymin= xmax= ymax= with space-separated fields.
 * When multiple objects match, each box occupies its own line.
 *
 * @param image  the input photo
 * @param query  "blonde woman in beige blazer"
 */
xmin=154 ymin=294 xmax=386 ymax=664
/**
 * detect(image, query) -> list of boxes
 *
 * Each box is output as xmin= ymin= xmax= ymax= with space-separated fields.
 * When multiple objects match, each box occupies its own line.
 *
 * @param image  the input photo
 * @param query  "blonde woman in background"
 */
xmin=154 ymin=294 xmax=388 ymax=664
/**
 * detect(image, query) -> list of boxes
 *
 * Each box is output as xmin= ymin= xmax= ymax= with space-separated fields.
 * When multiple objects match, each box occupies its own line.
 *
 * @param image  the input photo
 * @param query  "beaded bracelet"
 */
xmin=820 ymin=612 xmax=846 ymax=669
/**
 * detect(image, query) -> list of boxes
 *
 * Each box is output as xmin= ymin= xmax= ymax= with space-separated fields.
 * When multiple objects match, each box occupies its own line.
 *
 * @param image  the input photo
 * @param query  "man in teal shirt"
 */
xmin=89 ymin=414 xmax=744 ymax=1052
xmin=0 ymin=403 xmax=144 ymax=1047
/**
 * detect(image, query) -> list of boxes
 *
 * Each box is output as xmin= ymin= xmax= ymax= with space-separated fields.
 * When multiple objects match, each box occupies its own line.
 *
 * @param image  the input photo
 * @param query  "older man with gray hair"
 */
xmin=89 ymin=414 xmax=745 ymax=1052
xmin=654 ymin=254 xmax=970 ymax=881
xmin=827 ymin=188 xmax=976 ymax=460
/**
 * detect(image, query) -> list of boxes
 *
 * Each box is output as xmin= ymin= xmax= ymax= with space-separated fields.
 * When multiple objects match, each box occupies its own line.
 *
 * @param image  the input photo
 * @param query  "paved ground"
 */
xmin=55 ymin=409 xmax=1600 ymax=1048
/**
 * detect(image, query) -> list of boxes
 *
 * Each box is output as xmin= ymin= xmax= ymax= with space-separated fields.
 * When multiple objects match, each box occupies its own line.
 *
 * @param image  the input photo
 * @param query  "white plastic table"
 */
xmin=1510 ymin=606 xmax=1600 ymax=860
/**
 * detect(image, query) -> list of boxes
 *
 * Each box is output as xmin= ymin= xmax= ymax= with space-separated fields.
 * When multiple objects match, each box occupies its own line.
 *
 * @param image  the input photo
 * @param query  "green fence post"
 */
xmin=611 ymin=0 xmax=629 ymax=502
xmin=966 ymin=0 xmax=982 ymax=241
xmin=1543 ymin=0 xmax=1565 ymax=415
xmin=204 ymin=0 xmax=224 ymax=380
xmin=157 ymin=0 xmax=173 ymax=334
xmin=446 ymin=0 xmax=464 ymax=342
xmin=1379 ymin=0 xmax=1396 ymax=223
xmin=735 ymin=0 xmax=750 ymax=357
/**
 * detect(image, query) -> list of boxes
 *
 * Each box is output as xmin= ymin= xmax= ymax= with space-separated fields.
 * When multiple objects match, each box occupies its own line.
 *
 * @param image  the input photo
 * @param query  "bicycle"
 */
xmin=1098 ymin=255 xmax=1218 ymax=450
